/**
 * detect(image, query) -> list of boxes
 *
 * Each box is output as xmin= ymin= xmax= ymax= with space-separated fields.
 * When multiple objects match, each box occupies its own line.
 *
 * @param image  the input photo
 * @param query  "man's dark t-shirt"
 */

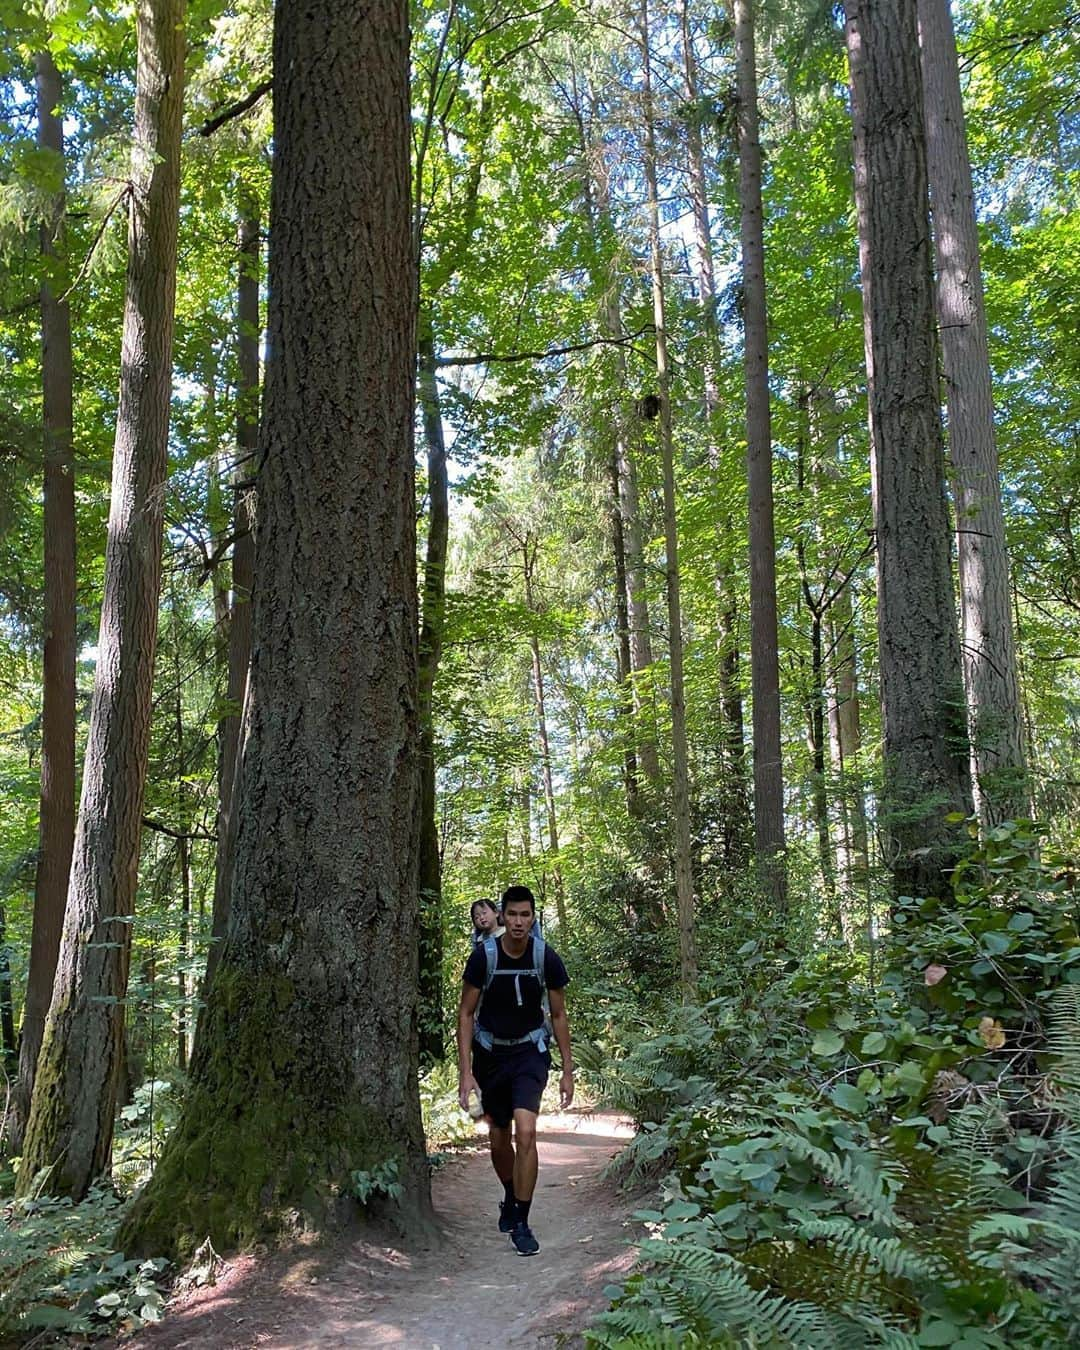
xmin=463 ymin=935 xmax=569 ymax=1042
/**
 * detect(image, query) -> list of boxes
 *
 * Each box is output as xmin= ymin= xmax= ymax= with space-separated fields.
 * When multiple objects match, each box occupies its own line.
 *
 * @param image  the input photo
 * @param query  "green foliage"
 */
xmin=350 ymin=1158 xmax=403 ymax=1206
xmin=112 ymin=1074 xmax=187 ymax=1192
xmin=0 ymin=1183 xmax=169 ymax=1339
xmin=419 ymin=1059 xmax=480 ymax=1150
xmin=586 ymin=831 xmax=1080 ymax=1347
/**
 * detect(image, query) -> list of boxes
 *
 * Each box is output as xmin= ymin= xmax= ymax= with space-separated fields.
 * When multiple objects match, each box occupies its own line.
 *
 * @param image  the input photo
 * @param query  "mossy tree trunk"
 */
xmin=10 ymin=45 xmax=78 ymax=1152
xmin=17 ymin=0 xmax=185 ymax=1199
xmin=844 ymin=0 xmax=974 ymax=898
xmin=417 ymin=324 xmax=447 ymax=1063
xmin=121 ymin=0 xmax=430 ymax=1257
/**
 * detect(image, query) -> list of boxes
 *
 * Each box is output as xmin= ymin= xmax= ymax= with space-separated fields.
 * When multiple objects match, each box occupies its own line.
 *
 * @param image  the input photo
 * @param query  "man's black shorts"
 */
xmin=472 ymin=1041 xmax=551 ymax=1127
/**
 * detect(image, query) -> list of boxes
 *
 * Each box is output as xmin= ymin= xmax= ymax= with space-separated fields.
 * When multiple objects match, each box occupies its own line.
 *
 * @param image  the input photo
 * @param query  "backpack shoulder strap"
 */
xmin=532 ymin=935 xmax=546 ymax=989
xmin=482 ymin=936 xmax=499 ymax=994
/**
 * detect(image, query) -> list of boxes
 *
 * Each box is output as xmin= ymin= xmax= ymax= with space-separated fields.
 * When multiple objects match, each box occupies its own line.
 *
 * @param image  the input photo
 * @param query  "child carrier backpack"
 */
xmin=473 ymin=932 xmax=552 ymax=1053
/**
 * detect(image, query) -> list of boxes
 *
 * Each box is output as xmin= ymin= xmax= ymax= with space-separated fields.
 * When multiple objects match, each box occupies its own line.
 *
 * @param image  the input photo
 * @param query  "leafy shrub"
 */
xmin=112 ymin=1072 xmax=187 ymax=1192
xmin=419 ymin=1058 xmax=481 ymax=1150
xmin=585 ymin=824 xmax=1080 ymax=1347
xmin=0 ymin=1183 xmax=168 ymax=1341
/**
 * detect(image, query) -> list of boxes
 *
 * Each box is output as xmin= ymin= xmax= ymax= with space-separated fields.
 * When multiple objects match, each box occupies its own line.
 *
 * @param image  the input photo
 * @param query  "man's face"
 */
xmin=476 ymin=906 xmax=499 ymax=934
xmin=502 ymin=901 xmax=533 ymax=940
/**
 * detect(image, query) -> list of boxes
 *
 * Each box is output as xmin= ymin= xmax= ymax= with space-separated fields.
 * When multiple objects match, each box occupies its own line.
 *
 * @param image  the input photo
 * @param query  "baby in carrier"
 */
xmin=470 ymin=899 xmax=504 ymax=947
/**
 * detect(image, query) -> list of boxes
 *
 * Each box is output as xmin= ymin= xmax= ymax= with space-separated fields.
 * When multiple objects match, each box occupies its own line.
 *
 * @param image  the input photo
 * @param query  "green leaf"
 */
xmin=980 ymin=931 xmax=1011 ymax=955
xmin=662 ymin=1200 xmax=700 ymax=1220
xmin=830 ymin=1083 xmax=868 ymax=1114
xmin=861 ymin=1031 xmax=887 ymax=1054
xmin=919 ymin=1321 xmax=966 ymax=1346
xmin=811 ymin=1029 xmax=844 ymax=1057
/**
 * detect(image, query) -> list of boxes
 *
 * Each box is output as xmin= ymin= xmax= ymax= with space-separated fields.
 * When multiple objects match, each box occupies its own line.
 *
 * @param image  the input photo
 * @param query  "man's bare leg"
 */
xmin=512 ymin=1108 xmax=539 ymax=1203
xmin=489 ymin=1123 xmax=515 ymax=1185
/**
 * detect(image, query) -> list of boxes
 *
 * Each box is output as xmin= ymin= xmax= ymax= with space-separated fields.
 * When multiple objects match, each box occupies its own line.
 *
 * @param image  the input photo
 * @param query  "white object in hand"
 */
xmin=467 ymin=1089 xmax=484 ymax=1120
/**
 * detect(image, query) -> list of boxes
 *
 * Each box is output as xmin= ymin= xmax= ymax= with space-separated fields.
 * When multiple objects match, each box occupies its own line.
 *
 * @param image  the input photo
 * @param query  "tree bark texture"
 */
xmin=18 ymin=0 xmax=185 ymax=1199
xmin=121 ymin=0 xmax=428 ymax=1256
xmin=207 ymin=208 xmax=259 ymax=991
xmin=640 ymin=0 xmax=698 ymax=1000
xmin=417 ymin=325 xmax=447 ymax=1062
xmin=917 ymin=0 xmax=1028 ymax=826
xmin=845 ymin=0 xmax=974 ymax=898
xmin=10 ymin=47 xmax=78 ymax=1151
xmin=735 ymin=0 xmax=787 ymax=908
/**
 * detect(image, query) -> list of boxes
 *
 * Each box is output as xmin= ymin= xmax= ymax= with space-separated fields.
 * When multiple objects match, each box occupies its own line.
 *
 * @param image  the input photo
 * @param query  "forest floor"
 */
xmin=122 ymin=1110 xmax=639 ymax=1349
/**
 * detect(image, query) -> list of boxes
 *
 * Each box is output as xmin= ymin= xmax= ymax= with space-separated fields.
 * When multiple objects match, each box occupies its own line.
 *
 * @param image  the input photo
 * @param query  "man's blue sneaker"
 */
xmin=498 ymin=1200 xmax=515 ymax=1234
xmin=510 ymin=1221 xmax=539 ymax=1256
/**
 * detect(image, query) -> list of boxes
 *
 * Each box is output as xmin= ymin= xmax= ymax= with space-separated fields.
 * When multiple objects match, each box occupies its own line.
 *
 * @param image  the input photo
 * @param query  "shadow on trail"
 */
xmin=123 ymin=1110 xmax=638 ymax=1349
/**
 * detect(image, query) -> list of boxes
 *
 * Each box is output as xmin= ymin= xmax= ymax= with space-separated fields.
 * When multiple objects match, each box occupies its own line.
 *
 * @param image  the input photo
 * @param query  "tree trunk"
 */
xmin=734 ymin=0 xmax=787 ymax=908
xmin=120 ymin=0 xmax=429 ymax=1256
xmin=917 ymin=0 xmax=1028 ymax=826
xmin=10 ymin=47 xmax=78 ymax=1152
xmin=844 ymin=0 xmax=974 ymax=898
xmin=640 ymin=0 xmax=698 ymax=1001
xmin=206 ymin=208 xmax=259 ymax=991
xmin=417 ymin=324 xmax=447 ymax=1062
xmin=0 ymin=904 xmax=15 ymax=1071
xmin=585 ymin=130 xmax=660 ymax=789
xmin=607 ymin=433 xmax=639 ymax=813
xmin=519 ymin=534 xmax=567 ymax=930
xmin=173 ymin=597 xmax=190 ymax=1071
xmin=17 ymin=0 xmax=185 ymax=1200
xmin=679 ymin=0 xmax=750 ymax=852
xmin=827 ymin=585 xmax=870 ymax=892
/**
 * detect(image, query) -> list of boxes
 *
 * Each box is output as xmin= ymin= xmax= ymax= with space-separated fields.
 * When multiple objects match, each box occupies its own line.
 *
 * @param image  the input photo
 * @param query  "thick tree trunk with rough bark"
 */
xmin=734 ymin=0 xmax=787 ymax=908
xmin=10 ymin=48 xmax=78 ymax=1151
xmin=917 ymin=0 xmax=1027 ymax=826
xmin=417 ymin=324 xmax=447 ymax=1061
xmin=844 ymin=0 xmax=974 ymax=898
xmin=206 ymin=207 xmax=258 ymax=991
xmin=17 ymin=0 xmax=185 ymax=1200
xmin=120 ymin=0 xmax=429 ymax=1257
xmin=640 ymin=0 xmax=697 ymax=1000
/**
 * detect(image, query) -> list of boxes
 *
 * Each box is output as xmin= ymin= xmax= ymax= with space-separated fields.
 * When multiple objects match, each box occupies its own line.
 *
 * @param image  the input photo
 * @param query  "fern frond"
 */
xmin=637 ymin=1239 xmax=868 ymax=1348
xmin=795 ymin=1218 xmax=942 ymax=1287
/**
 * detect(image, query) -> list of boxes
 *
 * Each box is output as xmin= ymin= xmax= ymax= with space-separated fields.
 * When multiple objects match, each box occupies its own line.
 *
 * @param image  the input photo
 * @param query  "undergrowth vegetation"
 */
xmin=580 ymin=822 xmax=1080 ymax=1347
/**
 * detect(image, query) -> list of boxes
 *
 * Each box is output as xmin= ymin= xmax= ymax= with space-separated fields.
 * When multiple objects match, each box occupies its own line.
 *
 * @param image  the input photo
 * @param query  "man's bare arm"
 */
xmin=548 ymin=986 xmax=574 ymax=1108
xmin=457 ymin=982 xmax=481 ymax=1110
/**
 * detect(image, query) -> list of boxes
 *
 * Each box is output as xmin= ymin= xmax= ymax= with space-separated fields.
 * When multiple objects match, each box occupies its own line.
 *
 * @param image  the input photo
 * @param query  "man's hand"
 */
xmin=459 ymin=1072 xmax=479 ymax=1112
xmin=560 ymin=1068 xmax=574 ymax=1110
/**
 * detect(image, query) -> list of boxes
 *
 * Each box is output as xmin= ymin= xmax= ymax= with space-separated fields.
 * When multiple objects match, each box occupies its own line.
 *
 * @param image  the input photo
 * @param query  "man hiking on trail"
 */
xmin=458 ymin=884 xmax=574 ymax=1256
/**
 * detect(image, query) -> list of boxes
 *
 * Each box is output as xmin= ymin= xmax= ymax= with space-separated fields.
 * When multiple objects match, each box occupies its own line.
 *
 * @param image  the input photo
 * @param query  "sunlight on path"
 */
xmin=128 ymin=1110 xmax=640 ymax=1350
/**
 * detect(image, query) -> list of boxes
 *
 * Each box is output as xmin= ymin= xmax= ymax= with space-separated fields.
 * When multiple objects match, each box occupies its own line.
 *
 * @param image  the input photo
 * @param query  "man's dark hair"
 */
xmin=500 ymin=884 xmax=536 ymax=914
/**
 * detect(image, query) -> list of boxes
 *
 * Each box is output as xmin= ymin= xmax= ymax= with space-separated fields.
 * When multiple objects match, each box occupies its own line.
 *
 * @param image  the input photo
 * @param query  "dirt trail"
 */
xmin=128 ymin=1111 xmax=638 ymax=1349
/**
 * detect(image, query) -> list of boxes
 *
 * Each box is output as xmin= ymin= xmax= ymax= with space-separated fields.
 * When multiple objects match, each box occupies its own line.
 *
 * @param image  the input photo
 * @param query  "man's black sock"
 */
xmin=514 ymin=1196 xmax=532 ymax=1225
xmin=502 ymin=1180 xmax=515 ymax=1208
